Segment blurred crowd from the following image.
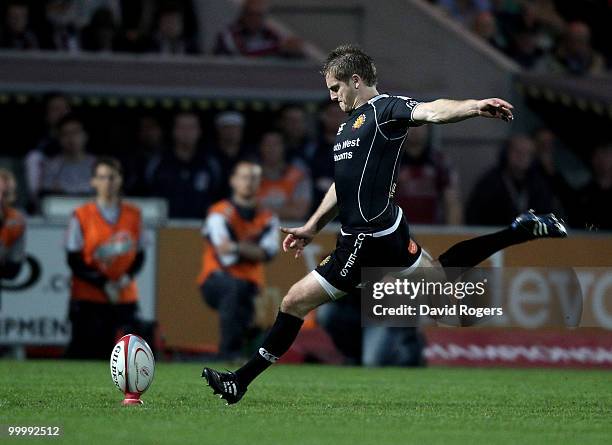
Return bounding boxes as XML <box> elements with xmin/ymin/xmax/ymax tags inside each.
<box><xmin>0</xmin><ymin>0</ymin><xmax>305</xmax><ymax>58</ymax></box>
<box><xmin>4</xmin><ymin>92</ymin><xmax>611</xmax><ymax>231</ymax></box>
<box><xmin>435</xmin><ymin>0</ymin><xmax>612</xmax><ymax>76</ymax></box>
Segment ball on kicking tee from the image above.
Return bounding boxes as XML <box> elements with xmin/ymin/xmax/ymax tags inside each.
<box><xmin>110</xmin><ymin>334</ymin><xmax>155</xmax><ymax>405</ymax></box>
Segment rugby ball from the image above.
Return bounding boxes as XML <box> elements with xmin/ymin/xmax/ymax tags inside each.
<box><xmin>110</xmin><ymin>334</ymin><xmax>155</xmax><ymax>401</ymax></box>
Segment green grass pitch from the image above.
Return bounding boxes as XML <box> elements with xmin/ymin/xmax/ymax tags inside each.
<box><xmin>0</xmin><ymin>360</ymin><xmax>610</xmax><ymax>444</ymax></box>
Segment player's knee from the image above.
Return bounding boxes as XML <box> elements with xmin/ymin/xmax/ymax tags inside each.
<box><xmin>280</xmin><ymin>283</ymin><xmax>309</xmax><ymax>318</ymax></box>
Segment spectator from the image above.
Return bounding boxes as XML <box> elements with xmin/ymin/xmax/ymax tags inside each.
<box><xmin>305</xmin><ymin>102</ymin><xmax>343</xmax><ymax>212</ymax></box>
<box><xmin>115</xmin><ymin>0</ymin><xmax>156</xmax><ymax>53</ymax></box>
<box><xmin>395</xmin><ymin>125</ymin><xmax>462</xmax><ymax>225</ymax></box>
<box><xmin>471</xmin><ymin>11</ymin><xmax>506</xmax><ymax>52</ymax></box>
<box><xmin>121</xmin><ymin>115</ymin><xmax>165</xmax><ymax>196</ymax></box>
<box><xmin>278</xmin><ymin>105</ymin><xmax>316</xmax><ymax>163</ymax></box>
<box><xmin>212</xmin><ymin>111</ymin><xmax>248</xmax><ymax>174</ymax></box>
<box><xmin>24</xmin><ymin>93</ymin><xmax>72</xmax><ymax>213</ymax></box>
<box><xmin>214</xmin><ymin>0</ymin><xmax>304</xmax><ymax>58</ymax></box>
<box><xmin>39</xmin><ymin>0</ymin><xmax>81</xmax><ymax>52</ymax></box>
<box><xmin>147</xmin><ymin>4</ymin><xmax>199</xmax><ymax>55</ymax></box>
<box><xmin>438</xmin><ymin>0</ymin><xmax>491</xmax><ymax>26</ymax></box>
<box><xmin>65</xmin><ymin>157</ymin><xmax>146</xmax><ymax>359</ymax></box>
<box><xmin>536</xmin><ymin>21</ymin><xmax>605</xmax><ymax>76</ymax></box>
<box><xmin>573</xmin><ymin>144</ymin><xmax>612</xmax><ymax>230</ymax></box>
<box><xmin>317</xmin><ymin>294</ymin><xmax>426</xmax><ymax>367</ymax></box>
<box><xmin>198</xmin><ymin>161</ymin><xmax>279</xmax><ymax>360</ymax></box>
<box><xmin>504</xmin><ymin>25</ymin><xmax>544</xmax><ymax>69</ymax></box>
<box><xmin>211</xmin><ymin>111</ymin><xmax>250</xmax><ymax>198</ymax></box>
<box><xmin>148</xmin><ymin>112</ymin><xmax>223</xmax><ymax>219</ymax></box>
<box><xmin>0</xmin><ymin>168</ymin><xmax>26</xmax><ymax>280</ymax></box>
<box><xmin>532</xmin><ymin>127</ymin><xmax>574</xmax><ymax>218</ymax></box>
<box><xmin>0</xmin><ymin>1</ymin><xmax>39</xmax><ymax>50</ymax></box>
<box><xmin>80</xmin><ymin>7</ymin><xmax>117</xmax><ymax>52</ymax></box>
<box><xmin>257</xmin><ymin>131</ymin><xmax>312</xmax><ymax>220</ymax></box>
<box><xmin>41</xmin><ymin>114</ymin><xmax>96</xmax><ymax>197</ymax></box>
<box><xmin>466</xmin><ymin>134</ymin><xmax>557</xmax><ymax>225</ymax></box>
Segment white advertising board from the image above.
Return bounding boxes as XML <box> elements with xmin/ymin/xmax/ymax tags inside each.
<box><xmin>0</xmin><ymin>222</ymin><xmax>157</xmax><ymax>345</ymax></box>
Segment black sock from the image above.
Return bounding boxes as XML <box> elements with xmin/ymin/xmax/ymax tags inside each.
<box><xmin>438</xmin><ymin>228</ymin><xmax>528</xmax><ymax>280</ymax></box>
<box><xmin>235</xmin><ymin>311</ymin><xmax>303</xmax><ymax>387</ymax></box>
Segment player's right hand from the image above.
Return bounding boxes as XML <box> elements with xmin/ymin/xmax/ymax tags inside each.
<box><xmin>280</xmin><ymin>226</ymin><xmax>316</xmax><ymax>259</ymax></box>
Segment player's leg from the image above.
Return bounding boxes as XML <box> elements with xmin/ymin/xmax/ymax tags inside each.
<box><xmin>437</xmin><ymin>210</ymin><xmax>567</xmax><ymax>279</ymax></box>
<box><xmin>202</xmin><ymin>272</ymin><xmax>330</xmax><ymax>404</ymax></box>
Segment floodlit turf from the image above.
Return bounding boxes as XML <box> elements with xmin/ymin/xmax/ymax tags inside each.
<box><xmin>0</xmin><ymin>360</ymin><xmax>610</xmax><ymax>445</ymax></box>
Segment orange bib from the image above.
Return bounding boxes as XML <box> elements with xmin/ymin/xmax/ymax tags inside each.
<box><xmin>198</xmin><ymin>200</ymin><xmax>274</xmax><ymax>288</ymax></box>
<box><xmin>70</xmin><ymin>202</ymin><xmax>141</xmax><ymax>304</ymax></box>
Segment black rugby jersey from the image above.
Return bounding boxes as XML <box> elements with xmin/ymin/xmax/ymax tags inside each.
<box><xmin>333</xmin><ymin>94</ymin><xmax>421</xmax><ymax>232</ymax></box>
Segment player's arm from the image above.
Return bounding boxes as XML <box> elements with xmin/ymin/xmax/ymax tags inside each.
<box><xmin>281</xmin><ymin>182</ymin><xmax>338</xmax><ymax>258</ymax></box>
<box><xmin>411</xmin><ymin>98</ymin><xmax>514</xmax><ymax>124</ymax></box>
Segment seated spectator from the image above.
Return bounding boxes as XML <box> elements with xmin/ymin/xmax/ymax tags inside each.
<box><xmin>198</xmin><ymin>161</ymin><xmax>279</xmax><ymax>360</ymax></box>
<box><xmin>80</xmin><ymin>7</ymin><xmax>117</xmax><ymax>52</ymax></box>
<box><xmin>147</xmin><ymin>4</ymin><xmax>199</xmax><ymax>55</ymax></box>
<box><xmin>573</xmin><ymin>144</ymin><xmax>612</xmax><ymax>230</ymax></box>
<box><xmin>504</xmin><ymin>25</ymin><xmax>544</xmax><ymax>69</ymax></box>
<box><xmin>39</xmin><ymin>0</ymin><xmax>81</xmax><ymax>51</ymax></box>
<box><xmin>532</xmin><ymin>127</ymin><xmax>574</xmax><ymax>218</ymax></box>
<box><xmin>395</xmin><ymin>125</ymin><xmax>462</xmax><ymax>225</ymax></box>
<box><xmin>438</xmin><ymin>0</ymin><xmax>491</xmax><ymax>26</ymax></box>
<box><xmin>214</xmin><ymin>0</ymin><xmax>304</xmax><ymax>58</ymax></box>
<box><xmin>278</xmin><ymin>105</ymin><xmax>316</xmax><ymax>163</ymax></box>
<box><xmin>24</xmin><ymin>93</ymin><xmax>72</xmax><ymax>213</ymax></box>
<box><xmin>305</xmin><ymin>102</ymin><xmax>343</xmax><ymax>212</ymax></box>
<box><xmin>210</xmin><ymin>111</ymin><xmax>251</xmax><ymax>198</ymax></box>
<box><xmin>0</xmin><ymin>1</ymin><xmax>39</xmax><ymax>50</ymax></box>
<box><xmin>0</xmin><ymin>168</ymin><xmax>26</xmax><ymax>281</ymax></box>
<box><xmin>114</xmin><ymin>0</ymin><xmax>156</xmax><ymax>53</ymax></box>
<box><xmin>257</xmin><ymin>131</ymin><xmax>312</xmax><ymax>220</ymax></box>
<box><xmin>316</xmin><ymin>294</ymin><xmax>426</xmax><ymax>367</ymax></box>
<box><xmin>466</xmin><ymin>134</ymin><xmax>557</xmax><ymax>226</ymax></box>
<box><xmin>121</xmin><ymin>115</ymin><xmax>165</xmax><ymax>196</ymax></box>
<box><xmin>148</xmin><ymin>112</ymin><xmax>223</xmax><ymax>219</ymax></box>
<box><xmin>40</xmin><ymin>114</ymin><xmax>96</xmax><ymax>197</ymax></box>
<box><xmin>536</xmin><ymin>21</ymin><xmax>605</xmax><ymax>76</ymax></box>
<box><xmin>212</xmin><ymin>111</ymin><xmax>248</xmax><ymax>173</ymax></box>
<box><xmin>471</xmin><ymin>11</ymin><xmax>506</xmax><ymax>52</ymax></box>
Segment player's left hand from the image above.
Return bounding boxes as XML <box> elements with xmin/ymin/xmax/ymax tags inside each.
<box><xmin>476</xmin><ymin>98</ymin><xmax>514</xmax><ymax>122</ymax></box>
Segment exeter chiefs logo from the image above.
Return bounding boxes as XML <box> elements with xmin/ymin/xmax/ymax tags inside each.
<box><xmin>352</xmin><ymin>114</ymin><xmax>366</xmax><ymax>130</ymax></box>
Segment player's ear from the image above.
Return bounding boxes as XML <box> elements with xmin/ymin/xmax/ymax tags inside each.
<box><xmin>351</xmin><ymin>74</ymin><xmax>360</xmax><ymax>89</ymax></box>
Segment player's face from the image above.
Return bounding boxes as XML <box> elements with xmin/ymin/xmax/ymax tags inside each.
<box><xmin>231</xmin><ymin>164</ymin><xmax>262</xmax><ymax>199</ymax></box>
<box><xmin>326</xmin><ymin>74</ymin><xmax>357</xmax><ymax>113</ymax></box>
<box><xmin>91</xmin><ymin>164</ymin><xmax>122</xmax><ymax>199</ymax></box>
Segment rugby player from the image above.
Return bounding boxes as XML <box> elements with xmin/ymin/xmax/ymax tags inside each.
<box><xmin>203</xmin><ymin>44</ymin><xmax>567</xmax><ymax>404</ymax></box>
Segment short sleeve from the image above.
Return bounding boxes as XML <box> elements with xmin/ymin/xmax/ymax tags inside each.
<box><xmin>389</xmin><ymin>96</ymin><xmax>422</xmax><ymax>124</ymax></box>
<box><xmin>258</xmin><ymin>216</ymin><xmax>280</xmax><ymax>259</ymax></box>
<box><xmin>204</xmin><ymin>212</ymin><xmax>238</xmax><ymax>267</ymax></box>
<box><xmin>65</xmin><ymin>215</ymin><xmax>84</xmax><ymax>252</ymax></box>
